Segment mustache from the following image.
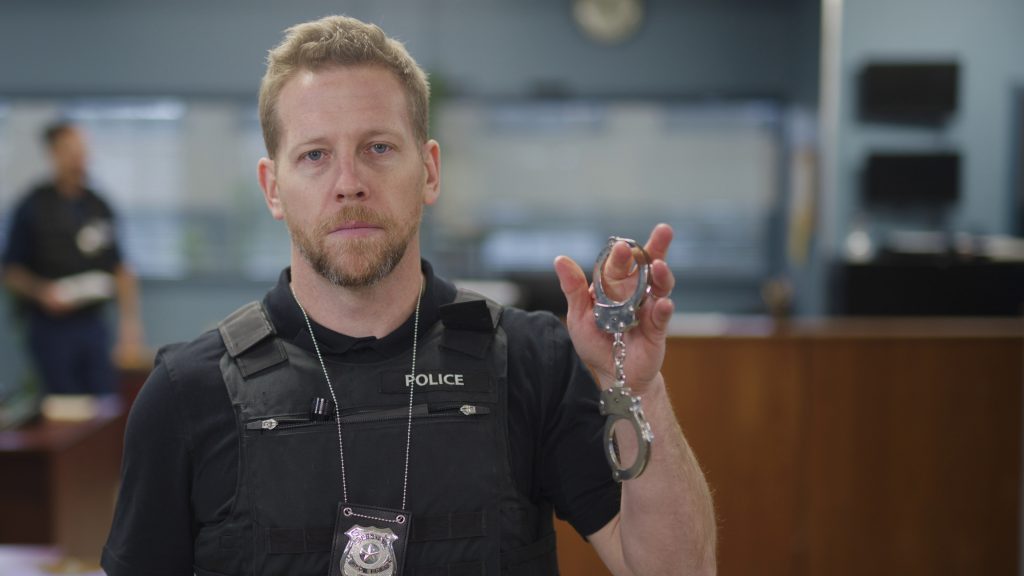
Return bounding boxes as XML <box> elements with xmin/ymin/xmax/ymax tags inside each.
<box><xmin>317</xmin><ymin>206</ymin><xmax>391</xmax><ymax>234</ymax></box>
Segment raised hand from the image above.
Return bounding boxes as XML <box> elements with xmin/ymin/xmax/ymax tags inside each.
<box><xmin>553</xmin><ymin>223</ymin><xmax>676</xmax><ymax>393</ymax></box>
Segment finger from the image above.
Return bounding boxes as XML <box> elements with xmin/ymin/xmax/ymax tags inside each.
<box><xmin>649</xmin><ymin>297</ymin><xmax>675</xmax><ymax>336</ymax></box>
<box><xmin>638</xmin><ymin>295</ymin><xmax>674</xmax><ymax>342</ymax></box>
<box><xmin>643</xmin><ymin>223</ymin><xmax>674</xmax><ymax>262</ymax></box>
<box><xmin>650</xmin><ymin>259</ymin><xmax>675</xmax><ymax>299</ymax></box>
<box><xmin>604</xmin><ymin>240</ymin><xmax>634</xmax><ymax>282</ymax></box>
<box><xmin>554</xmin><ymin>255</ymin><xmax>592</xmax><ymax>321</ymax></box>
<box><xmin>599</xmin><ymin>241</ymin><xmax>640</xmax><ymax>302</ymax></box>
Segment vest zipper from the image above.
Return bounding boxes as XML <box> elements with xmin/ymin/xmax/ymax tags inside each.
<box><xmin>246</xmin><ymin>403</ymin><xmax>490</xmax><ymax>432</ymax></box>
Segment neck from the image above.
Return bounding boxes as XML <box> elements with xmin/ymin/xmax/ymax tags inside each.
<box><xmin>289</xmin><ymin>247</ymin><xmax>424</xmax><ymax>339</ymax></box>
<box><xmin>55</xmin><ymin>174</ymin><xmax>84</xmax><ymax>197</ymax></box>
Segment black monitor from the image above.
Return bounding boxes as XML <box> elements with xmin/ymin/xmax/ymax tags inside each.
<box><xmin>1014</xmin><ymin>87</ymin><xmax>1024</xmax><ymax>235</ymax></box>
<box><xmin>864</xmin><ymin>152</ymin><xmax>960</xmax><ymax>207</ymax></box>
<box><xmin>859</xmin><ymin>61</ymin><xmax>959</xmax><ymax>124</ymax></box>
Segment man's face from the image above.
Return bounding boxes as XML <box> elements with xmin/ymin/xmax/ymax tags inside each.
<box><xmin>50</xmin><ymin>128</ymin><xmax>88</xmax><ymax>182</ymax></box>
<box><xmin>258</xmin><ymin>65</ymin><xmax>440</xmax><ymax>288</ymax></box>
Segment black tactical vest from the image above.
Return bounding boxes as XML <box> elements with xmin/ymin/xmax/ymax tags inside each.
<box><xmin>192</xmin><ymin>291</ymin><xmax>559</xmax><ymax>576</ymax></box>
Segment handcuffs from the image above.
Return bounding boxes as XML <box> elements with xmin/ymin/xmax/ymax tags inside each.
<box><xmin>593</xmin><ymin>236</ymin><xmax>655</xmax><ymax>482</ymax></box>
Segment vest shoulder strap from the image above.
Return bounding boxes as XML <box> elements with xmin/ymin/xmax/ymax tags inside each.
<box><xmin>439</xmin><ymin>288</ymin><xmax>505</xmax><ymax>359</ymax></box>
<box><xmin>441</xmin><ymin>288</ymin><xmax>504</xmax><ymax>332</ymax></box>
<box><xmin>218</xmin><ymin>301</ymin><xmax>287</xmax><ymax>378</ymax></box>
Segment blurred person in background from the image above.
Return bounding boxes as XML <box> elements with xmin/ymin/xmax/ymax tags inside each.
<box><xmin>1</xmin><ymin>121</ymin><xmax>144</xmax><ymax>395</ymax></box>
<box><xmin>103</xmin><ymin>15</ymin><xmax>715</xmax><ymax>576</ymax></box>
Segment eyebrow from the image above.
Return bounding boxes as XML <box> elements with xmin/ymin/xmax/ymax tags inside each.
<box><xmin>286</xmin><ymin>135</ymin><xmax>331</xmax><ymax>155</ymax></box>
<box><xmin>361</xmin><ymin>127</ymin><xmax>407</xmax><ymax>142</ymax></box>
<box><xmin>287</xmin><ymin>127</ymin><xmax>408</xmax><ymax>154</ymax></box>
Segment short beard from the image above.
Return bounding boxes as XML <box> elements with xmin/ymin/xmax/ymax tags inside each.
<box><xmin>289</xmin><ymin>204</ymin><xmax>419</xmax><ymax>289</ymax></box>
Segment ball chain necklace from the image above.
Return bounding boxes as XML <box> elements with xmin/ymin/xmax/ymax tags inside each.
<box><xmin>290</xmin><ymin>277</ymin><xmax>423</xmax><ymax>576</ymax></box>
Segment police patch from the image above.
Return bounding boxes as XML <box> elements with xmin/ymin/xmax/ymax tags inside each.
<box><xmin>379</xmin><ymin>370</ymin><xmax>492</xmax><ymax>394</ymax></box>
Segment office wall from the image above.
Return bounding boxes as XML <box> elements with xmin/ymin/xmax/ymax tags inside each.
<box><xmin>0</xmin><ymin>0</ymin><xmax>815</xmax><ymax>100</ymax></box>
<box><xmin>828</xmin><ymin>0</ymin><xmax>1024</xmax><ymax>253</ymax></box>
<box><xmin>0</xmin><ymin>0</ymin><xmax>822</xmax><ymax>388</ymax></box>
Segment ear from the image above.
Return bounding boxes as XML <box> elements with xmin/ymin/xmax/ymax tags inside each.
<box><xmin>257</xmin><ymin>157</ymin><xmax>285</xmax><ymax>220</ymax></box>
<box><xmin>421</xmin><ymin>139</ymin><xmax>441</xmax><ymax>206</ymax></box>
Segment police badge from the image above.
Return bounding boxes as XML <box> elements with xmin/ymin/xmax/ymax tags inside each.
<box><xmin>329</xmin><ymin>503</ymin><xmax>411</xmax><ymax>576</ymax></box>
<box><xmin>341</xmin><ymin>525</ymin><xmax>398</xmax><ymax>576</ymax></box>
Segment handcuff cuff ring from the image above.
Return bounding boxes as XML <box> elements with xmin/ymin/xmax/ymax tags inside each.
<box><xmin>593</xmin><ymin>237</ymin><xmax>653</xmax><ymax>334</ymax></box>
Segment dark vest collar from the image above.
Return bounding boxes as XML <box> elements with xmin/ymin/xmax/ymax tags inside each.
<box><xmin>263</xmin><ymin>260</ymin><xmax>457</xmax><ymax>363</ymax></box>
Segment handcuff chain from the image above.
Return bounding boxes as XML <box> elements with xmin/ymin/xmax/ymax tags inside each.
<box><xmin>613</xmin><ymin>332</ymin><xmax>627</xmax><ymax>388</ymax></box>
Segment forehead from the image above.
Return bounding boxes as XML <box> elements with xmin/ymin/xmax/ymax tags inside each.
<box><xmin>276</xmin><ymin>65</ymin><xmax>414</xmax><ymax>146</ymax></box>
<box><xmin>52</xmin><ymin>127</ymin><xmax>83</xmax><ymax>145</ymax></box>
<box><xmin>50</xmin><ymin>128</ymin><xmax>85</xmax><ymax>154</ymax></box>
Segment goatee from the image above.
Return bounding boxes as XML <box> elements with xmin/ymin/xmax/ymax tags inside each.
<box><xmin>289</xmin><ymin>204</ymin><xmax>420</xmax><ymax>288</ymax></box>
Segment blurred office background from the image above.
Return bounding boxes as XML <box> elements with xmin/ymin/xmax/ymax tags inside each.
<box><xmin>0</xmin><ymin>0</ymin><xmax>823</xmax><ymax>363</ymax></box>
<box><xmin>0</xmin><ymin>0</ymin><xmax>1022</xmax><ymax>575</ymax></box>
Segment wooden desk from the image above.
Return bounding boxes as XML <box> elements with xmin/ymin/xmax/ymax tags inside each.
<box><xmin>555</xmin><ymin>316</ymin><xmax>1023</xmax><ymax>576</ymax></box>
<box><xmin>0</xmin><ymin>397</ymin><xmax>125</xmax><ymax>563</ymax></box>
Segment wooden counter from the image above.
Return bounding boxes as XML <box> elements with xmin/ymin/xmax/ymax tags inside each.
<box><xmin>556</xmin><ymin>316</ymin><xmax>1023</xmax><ymax>576</ymax></box>
<box><xmin>3</xmin><ymin>317</ymin><xmax>1018</xmax><ymax>574</ymax></box>
<box><xmin>0</xmin><ymin>397</ymin><xmax>125</xmax><ymax>564</ymax></box>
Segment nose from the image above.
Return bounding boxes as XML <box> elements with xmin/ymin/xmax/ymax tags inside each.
<box><xmin>332</xmin><ymin>153</ymin><xmax>367</xmax><ymax>202</ymax></box>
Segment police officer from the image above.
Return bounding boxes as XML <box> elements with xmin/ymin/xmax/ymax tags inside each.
<box><xmin>1</xmin><ymin>122</ymin><xmax>144</xmax><ymax>395</ymax></box>
<box><xmin>103</xmin><ymin>15</ymin><xmax>715</xmax><ymax>576</ymax></box>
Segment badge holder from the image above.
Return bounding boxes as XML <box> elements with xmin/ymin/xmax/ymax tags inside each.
<box><xmin>329</xmin><ymin>503</ymin><xmax>411</xmax><ymax>576</ymax></box>
<box><xmin>593</xmin><ymin>236</ymin><xmax>655</xmax><ymax>482</ymax></box>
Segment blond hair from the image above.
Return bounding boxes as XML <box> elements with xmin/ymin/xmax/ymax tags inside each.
<box><xmin>258</xmin><ymin>15</ymin><xmax>430</xmax><ymax>158</ymax></box>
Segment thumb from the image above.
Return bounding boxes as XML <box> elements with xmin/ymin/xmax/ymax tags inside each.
<box><xmin>554</xmin><ymin>255</ymin><xmax>591</xmax><ymax>320</ymax></box>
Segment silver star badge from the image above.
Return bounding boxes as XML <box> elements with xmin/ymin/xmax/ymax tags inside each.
<box><xmin>341</xmin><ymin>525</ymin><xmax>399</xmax><ymax>576</ymax></box>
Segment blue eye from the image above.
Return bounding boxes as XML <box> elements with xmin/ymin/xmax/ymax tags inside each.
<box><xmin>370</xmin><ymin>143</ymin><xmax>390</xmax><ymax>154</ymax></box>
<box><xmin>304</xmin><ymin>150</ymin><xmax>324</xmax><ymax>162</ymax></box>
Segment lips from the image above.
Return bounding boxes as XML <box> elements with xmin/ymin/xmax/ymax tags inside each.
<box><xmin>333</xmin><ymin>221</ymin><xmax>381</xmax><ymax>232</ymax></box>
<box><xmin>319</xmin><ymin>207</ymin><xmax>391</xmax><ymax>238</ymax></box>
<box><xmin>326</xmin><ymin>219</ymin><xmax>387</xmax><ymax>240</ymax></box>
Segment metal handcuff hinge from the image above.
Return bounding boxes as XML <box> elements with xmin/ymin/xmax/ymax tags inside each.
<box><xmin>593</xmin><ymin>236</ymin><xmax>655</xmax><ymax>482</ymax></box>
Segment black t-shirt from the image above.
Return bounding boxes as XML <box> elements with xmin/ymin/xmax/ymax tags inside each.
<box><xmin>2</xmin><ymin>182</ymin><xmax>122</xmax><ymax>314</ymax></box>
<box><xmin>102</xmin><ymin>262</ymin><xmax>620</xmax><ymax>575</ymax></box>
<box><xmin>2</xmin><ymin>182</ymin><xmax>121</xmax><ymax>275</ymax></box>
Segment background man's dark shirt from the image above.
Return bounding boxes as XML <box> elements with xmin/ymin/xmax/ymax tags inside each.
<box><xmin>2</xmin><ymin>182</ymin><xmax>121</xmax><ymax>315</ymax></box>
